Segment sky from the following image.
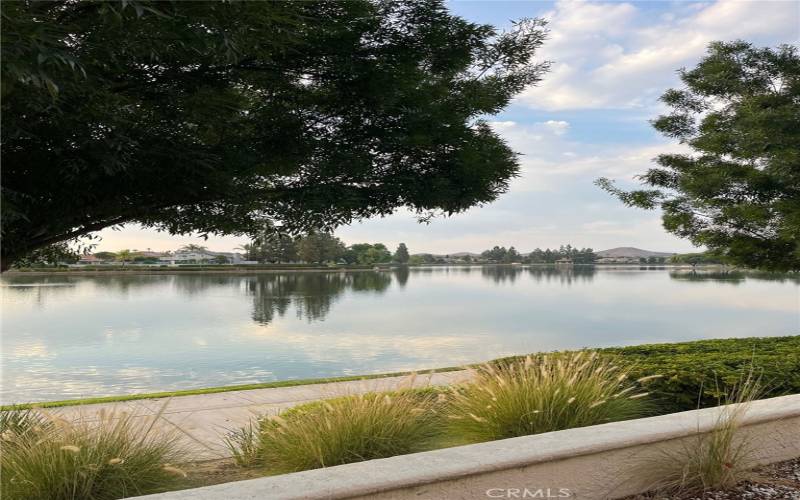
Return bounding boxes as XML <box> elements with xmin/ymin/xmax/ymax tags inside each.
<box><xmin>93</xmin><ymin>0</ymin><xmax>800</xmax><ymax>255</ymax></box>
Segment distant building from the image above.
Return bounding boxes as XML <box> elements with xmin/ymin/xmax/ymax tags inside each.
<box><xmin>77</xmin><ymin>254</ymin><xmax>102</xmax><ymax>265</ymax></box>
<box><xmin>554</xmin><ymin>257</ymin><xmax>573</xmax><ymax>265</ymax></box>
<box><xmin>136</xmin><ymin>251</ymin><xmax>167</xmax><ymax>259</ymax></box>
<box><xmin>159</xmin><ymin>249</ymin><xmax>244</xmax><ymax>265</ymax></box>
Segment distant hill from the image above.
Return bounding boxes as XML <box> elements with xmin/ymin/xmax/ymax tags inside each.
<box><xmin>596</xmin><ymin>247</ymin><xmax>676</xmax><ymax>258</ymax></box>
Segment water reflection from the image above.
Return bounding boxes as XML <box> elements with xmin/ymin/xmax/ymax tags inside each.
<box><xmin>246</xmin><ymin>272</ymin><xmax>392</xmax><ymax>325</ymax></box>
<box><xmin>669</xmin><ymin>269</ymin><xmax>800</xmax><ymax>284</ymax></box>
<box><xmin>2</xmin><ymin>266</ymin><xmax>797</xmax><ymax>404</ymax></box>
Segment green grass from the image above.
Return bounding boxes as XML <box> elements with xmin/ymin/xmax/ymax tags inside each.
<box><xmin>446</xmin><ymin>352</ymin><xmax>652</xmax><ymax>444</ymax></box>
<box><xmin>1</xmin><ymin>368</ymin><xmax>464</xmax><ymax>411</ymax></box>
<box><xmin>0</xmin><ymin>403</ymin><xmax>186</xmax><ymax>500</ymax></box>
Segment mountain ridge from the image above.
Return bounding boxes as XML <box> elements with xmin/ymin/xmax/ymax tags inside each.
<box><xmin>412</xmin><ymin>247</ymin><xmax>677</xmax><ymax>258</ymax></box>
<box><xmin>595</xmin><ymin>247</ymin><xmax>676</xmax><ymax>258</ymax></box>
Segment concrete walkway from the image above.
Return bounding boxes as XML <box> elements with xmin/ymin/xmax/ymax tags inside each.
<box><xmin>52</xmin><ymin>371</ymin><xmax>472</xmax><ymax>460</ymax></box>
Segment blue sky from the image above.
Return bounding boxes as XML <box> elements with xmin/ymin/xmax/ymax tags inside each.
<box><xmin>95</xmin><ymin>0</ymin><xmax>799</xmax><ymax>254</ymax></box>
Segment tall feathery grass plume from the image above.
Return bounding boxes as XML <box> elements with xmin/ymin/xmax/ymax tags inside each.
<box><xmin>634</xmin><ymin>372</ymin><xmax>764</xmax><ymax>496</ymax></box>
<box><xmin>1</xmin><ymin>402</ymin><xmax>187</xmax><ymax>500</ymax></box>
<box><xmin>445</xmin><ymin>351</ymin><xmax>654</xmax><ymax>443</ymax></box>
<box><xmin>226</xmin><ymin>384</ymin><xmax>444</xmax><ymax>474</ymax></box>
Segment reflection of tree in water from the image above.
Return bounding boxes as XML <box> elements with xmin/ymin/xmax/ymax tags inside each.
<box><xmin>481</xmin><ymin>265</ymin><xmax>521</xmax><ymax>283</ymax></box>
<box><xmin>247</xmin><ymin>271</ymin><xmax>392</xmax><ymax>325</ymax></box>
<box><xmin>669</xmin><ymin>270</ymin><xmax>799</xmax><ymax>285</ymax></box>
<box><xmin>1</xmin><ymin>274</ymin><xmax>175</xmax><ymax>305</ymax></box>
<box><xmin>480</xmin><ymin>265</ymin><xmax>596</xmax><ymax>285</ymax></box>
<box><xmin>172</xmin><ymin>275</ymin><xmax>241</xmax><ymax>295</ymax></box>
<box><xmin>527</xmin><ymin>265</ymin><xmax>595</xmax><ymax>285</ymax></box>
<box><xmin>393</xmin><ymin>267</ymin><xmax>410</xmax><ymax>288</ymax></box>
<box><xmin>351</xmin><ymin>271</ymin><xmax>392</xmax><ymax>292</ymax></box>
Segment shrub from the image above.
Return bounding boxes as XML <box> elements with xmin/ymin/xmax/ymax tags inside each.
<box><xmin>447</xmin><ymin>352</ymin><xmax>651</xmax><ymax>443</ymax></box>
<box><xmin>227</xmin><ymin>388</ymin><xmax>442</xmax><ymax>474</ymax></box>
<box><xmin>1</xmin><ymin>406</ymin><xmax>186</xmax><ymax>500</ymax></box>
<box><xmin>601</xmin><ymin>336</ymin><xmax>800</xmax><ymax>413</ymax></box>
<box><xmin>495</xmin><ymin>336</ymin><xmax>800</xmax><ymax>413</ymax></box>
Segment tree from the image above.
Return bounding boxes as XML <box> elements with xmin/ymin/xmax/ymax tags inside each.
<box><xmin>1</xmin><ymin>1</ymin><xmax>549</xmax><ymax>270</ymax></box>
<box><xmin>481</xmin><ymin>246</ymin><xmax>508</xmax><ymax>262</ymax></box>
<box><xmin>10</xmin><ymin>242</ymin><xmax>80</xmax><ymax>268</ymax></box>
<box><xmin>244</xmin><ymin>231</ymin><xmax>297</xmax><ymax>263</ymax></box>
<box><xmin>296</xmin><ymin>233</ymin><xmax>345</xmax><ymax>264</ymax></box>
<box><xmin>393</xmin><ymin>243</ymin><xmax>410</xmax><ymax>264</ymax></box>
<box><xmin>505</xmin><ymin>246</ymin><xmax>521</xmax><ymax>263</ymax></box>
<box><xmin>235</xmin><ymin>244</ymin><xmax>256</xmax><ymax>261</ymax></box>
<box><xmin>93</xmin><ymin>251</ymin><xmax>117</xmax><ymax>261</ymax></box>
<box><xmin>361</xmin><ymin>244</ymin><xmax>392</xmax><ymax>265</ymax></box>
<box><xmin>598</xmin><ymin>42</ymin><xmax>800</xmax><ymax>271</ymax></box>
<box><xmin>179</xmin><ymin>244</ymin><xmax>208</xmax><ymax>253</ymax></box>
<box><xmin>671</xmin><ymin>251</ymin><xmax>726</xmax><ymax>267</ymax></box>
<box><xmin>212</xmin><ymin>255</ymin><xmax>229</xmax><ymax>265</ymax></box>
<box><xmin>116</xmin><ymin>249</ymin><xmax>133</xmax><ymax>266</ymax></box>
<box><xmin>412</xmin><ymin>253</ymin><xmax>437</xmax><ymax>265</ymax></box>
<box><xmin>346</xmin><ymin>243</ymin><xmax>392</xmax><ymax>265</ymax></box>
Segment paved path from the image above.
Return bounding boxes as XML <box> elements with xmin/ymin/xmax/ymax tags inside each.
<box><xmin>52</xmin><ymin>371</ymin><xmax>472</xmax><ymax>460</ymax></box>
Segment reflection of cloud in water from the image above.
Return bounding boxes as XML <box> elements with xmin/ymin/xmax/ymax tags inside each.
<box><xmin>2</xmin><ymin>267</ymin><xmax>797</xmax><ymax>404</ymax></box>
<box><xmin>236</xmin><ymin>325</ymin><xmax>492</xmax><ymax>371</ymax></box>
<box><xmin>9</xmin><ymin>341</ymin><xmax>53</xmax><ymax>359</ymax></box>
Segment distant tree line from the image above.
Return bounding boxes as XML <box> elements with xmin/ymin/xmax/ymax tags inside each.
<box><xmin>240</xmin><ymin>232</ymin><xmax>410</xmax><ymax>265</ymax></box>
<box><xmin>637</xmin><ymin>256</ymin><xmax>667</xmax><ymax>264</ymax></box>
<box><xmin>669</xmin><ymin>251</ymin><xmax>727</xmax><ymax>267</ymax></box>
<box><xmin>480</xmin><ymin>245</ymin><xmax>597</xmax><ymax>264</ymax></box>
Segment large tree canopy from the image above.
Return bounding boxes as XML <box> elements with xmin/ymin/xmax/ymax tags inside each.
<box><xmin>599</xmin><ymin>42</ymin><xmax>800</xmax><ymax>271</ymax></box>
<box><xmin>1</xmin><ymin>0</ymin><xmax>548</xmax><ymax>269</ymax></box>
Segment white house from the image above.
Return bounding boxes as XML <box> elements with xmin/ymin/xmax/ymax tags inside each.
<box><xmin>159</xmin><ymin>249</ymin><xmax>245</xmax><ymax>265</ymax></box>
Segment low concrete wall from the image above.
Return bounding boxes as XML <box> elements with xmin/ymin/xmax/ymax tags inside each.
<box><xmin>137</xmin><ymin>394</ymin><xmax>800</xmax><ymax>500</ymax></box>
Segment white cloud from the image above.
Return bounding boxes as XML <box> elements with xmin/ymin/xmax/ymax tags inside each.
<box><xmin>521</xmin><ymin>0</ymin><xmax>799</xmax><ymax>110</ymax></box>
<box><xmin>542</xmin><ymin>120</ymin><xmax>570</xmax><ymax>135</ymax></box>
<box><xmin>488</xmin><ymin>120</ymin><xmax>690</xmax><ymax>192</ymax></box>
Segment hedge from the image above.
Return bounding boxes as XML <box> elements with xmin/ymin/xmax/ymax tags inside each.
<box><xmin>497</xmin><ymin>336</ymin><xmax>800</xmax><ymax>414</ymax></box>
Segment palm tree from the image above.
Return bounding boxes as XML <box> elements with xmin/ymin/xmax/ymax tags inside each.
<box><xmin>235</xmin><ymin>243</ymin><xmax>255</xmax><ymax>261</ymax></box>
<box><xmin>116</xmin><ymin>249</ymin><xmax>133</xmax><ymax>267</ymax></box>
<box><xmin>179</xmin><ymin>244</ymin><xmax>208</xmax><ymax>253</ymax></box>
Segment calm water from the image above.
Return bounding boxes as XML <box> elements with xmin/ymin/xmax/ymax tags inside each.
<box><xmin>2</xmin><ymin>267</ymin><xmax>798</xmax><ymax>404</ymax></box>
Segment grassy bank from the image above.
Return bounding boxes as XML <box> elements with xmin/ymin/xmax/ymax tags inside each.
<box><xmin>0</xmin><ymin>368</ymin><xmax>464</xmax><ymax>411</ymax></box>
<box><xmin>4</xmin><ymin>336</ymin><xmax>798</xmax><ymax>412</ymax></box>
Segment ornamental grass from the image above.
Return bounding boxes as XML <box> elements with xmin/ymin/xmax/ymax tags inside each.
<box><xmin>445</xmin><ymin>351</ymin><xmax>653</xmax><ymax>443</ymax></box>
<box><xmin>226</xmin><ymin>387</ymin><xmax>443</xmax><ymax>474</ymax></box>
<box><xmin>638</xmin><ymin>373</ymin><xmax>763</xmax><ymax>495</ymax></box>
<box><xmin>1</xmin><ymin>404</ymin><xmax>186</xmax><ymax>500</ymax></box>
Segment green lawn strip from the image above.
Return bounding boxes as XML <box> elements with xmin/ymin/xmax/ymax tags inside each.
<box><xmin>4</xmin><ymin>335</ymin><xmax>798</xmax><ymax>412</ymax></box>
<box><xmin>1</xmin><ymin>367</ymin><xmax>465</xmax><ymax>411</ymax></box>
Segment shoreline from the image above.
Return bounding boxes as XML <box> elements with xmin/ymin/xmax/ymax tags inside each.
<box><xmin>2</xmin><ymin>263</ymin><xmax>726</xmax><ymax>277</ymax></box>
<box><xmin>4</xmin><ymin>334</ymin><xmax>797</xmax><ymax>411</ymax></box>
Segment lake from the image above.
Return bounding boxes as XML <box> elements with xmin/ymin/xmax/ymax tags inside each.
<box><xmin>2</xmin><ymin>267</ymin><xmax>798</xmax><ymax>404</ymax></box>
